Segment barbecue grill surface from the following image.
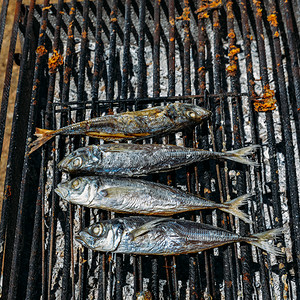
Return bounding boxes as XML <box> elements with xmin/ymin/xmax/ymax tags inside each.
<box><xmin>0</xmin><ymin>0</ymin><xmax>300</xmax><ymax>299</ymax></box>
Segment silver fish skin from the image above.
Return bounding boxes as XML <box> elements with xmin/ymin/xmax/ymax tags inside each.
<box><xmin>28</xmin><ymin>103</ymin><xmax>211</xmax><ymax>155</ymax></box>
<box><xmin>55</xmin><ymin>176</ymin><xmax>251</xmax><ymax>222</ymax></box>
<box><xmin>75</xmin><ymin>216</ymin><xmax>284</xmax><ymax>256</ymax></box>
<box><xmin>57</xmin><ymin>144</ymin><xmax>259</xmax><ymax>175</ymax></box>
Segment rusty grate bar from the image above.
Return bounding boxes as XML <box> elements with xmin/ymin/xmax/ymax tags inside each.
<box><xmin>0</xmin><ymin>0</ymin><xmax>10</xmax><ymax>54</ymax></box>
<box><xmin>0</xmin><ymin>0</ymin><xmax>22</xmax><ymax>160</ymax></box>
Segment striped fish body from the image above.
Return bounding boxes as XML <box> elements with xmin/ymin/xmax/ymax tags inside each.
<box><xmin>58</xmin><ymin>143</ymin><xmax>259</xmax><ymax>175</ymax></box>
<box><xmin>76</xmin><ymin>217</ymin><xmax>247</xmax><ymax>255</ymax></box>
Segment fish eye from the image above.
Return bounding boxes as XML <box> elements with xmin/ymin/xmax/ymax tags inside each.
<box><xmin>92</xmin><ymin>224</ymin><xmax>103</xmax><ymax>236</ymax></box>
<box><xmin>72</xmin><ymin>157</ymin><xmax>82</xmax><ymax>168</ymax></box>
<box><xmin>187</xmin><ymin>111</ymin><xmax>196</xmax><ymax>118</ymax></box>
<box><xmin>71</xmin><ymin>178</ymin><xmax>81</xmax><ymax>189</ymax></box>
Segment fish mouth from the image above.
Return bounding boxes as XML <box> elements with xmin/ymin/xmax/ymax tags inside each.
<box><xmin>54</xmin><ymin>185</ymin><xmax>69</xmax><ymax>199</ymax></box>
<box><xmin>75</xmin><ymin>232</ymin><xmax>94</xmax><ymax>249</ymax></box>
<box><xmin>57</xmin><ymin>158</ymin><xmax>69</xmax><ymax>171</ymax></box>
<box><xmin>75</xmin><ymin>234</ymin><xmax>89</xmax><ymax>248</ymax></box>
<box><xmin>75</xmin><ymin>234</ymin><xmax>85</xmax><ymax>244</ymax></box>
<box><xmin>195</xmin><ymin>107</ymin><xmax>212</xmax><ymax>121</ymax></box>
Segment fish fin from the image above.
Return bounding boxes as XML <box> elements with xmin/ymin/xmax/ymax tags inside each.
<box><xmin>224</xmin><ymin>145</ymin><xmax>260</xmax><ymax>166</ymax></box>
<box><xmin>129</xmin><ymin>218</ymin><xmax>172</xmax><ymax>240</ymax></box>
<box><xmin>27</xmin><ymin>128</ymin><xmax>56</xmax><ymax>155</ymax></box>
<box><xmin>247</xmin><ymin>228</ymin><xmax>285</xmax><ymax>256</ymax></box>
<box><xmin>220</xmin><ymin>194</ymin><xmax>253</xmax><ymax>224</ymax></box>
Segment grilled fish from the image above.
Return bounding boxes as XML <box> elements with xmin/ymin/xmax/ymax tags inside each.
<box><xmin>55</xmin><ymin>176</ymin><xmax>252</xmax><ymax>223</ymax></box>
<box><xmin>28</xmin><ymin>103</ymin><xmax>211</xmax><ymax>154</ymax></box>
<box><xmin>58</xmin><ymin>144</ymin><xmax>259</xmax><ymax>175</ymax></box>
<box><xmin>75</xmin><ymin>216</ymin><xmax>284</xmax><ymax>256</ymax></box>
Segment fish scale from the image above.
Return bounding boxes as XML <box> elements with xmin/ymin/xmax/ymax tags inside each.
<box><xmin>76</xmin><ymin>216</ymin><xmax>283</xmax><ymax>256</ymax></box>
<box><xmin>58</xmin><ymin>143</ymin><xmax>259</xmax><ymax>176</ymax></box>
<box><xmin>55</xmin><ymin>176</ymin><xmax>252</xmax><ymax>222</ymax></box>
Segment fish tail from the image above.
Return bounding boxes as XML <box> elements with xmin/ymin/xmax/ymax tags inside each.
<box><xmin>220</xmin><ymin>194</ymin><xmax>253</xmax><ymax>224</ymax></box>
<box><xmin>129</xmin><ymin>218</ymin><xmax>172</xmax><ymax>240</ymax></box>
<box><xmin>247</xmin><ymin>228</ymin><xmax>285</xmax><ymax>256</ymax></box>
<box><xmin>223</xmin><ymin>145</ymin><xmax>260</xmax><ymax>166</ymax></box>
<box><xmin>27</xmin><ymin>128</ymin><xmax>57</xmax><ymax>155</ymax></box>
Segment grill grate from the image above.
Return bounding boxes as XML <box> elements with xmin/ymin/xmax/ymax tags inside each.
<box><xmin>0</xmin><ymin>0</ymin><xmax>300</xmax><ymax>299</ymax></box>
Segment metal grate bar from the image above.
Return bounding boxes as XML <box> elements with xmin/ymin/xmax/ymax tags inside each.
<box><xmin>267</xmin><ymin>1</ymin><xmax>300</xmax><ymax>296</ymax></box>
<box><xmin>0</xmin><ymin>0</ymin><xmax>22</xmax><ymax>161</ymax></box>
<box><xmin>0</xmin><ymin>0</ymin><xmax>10</xmax><ymax>54</ymax></box>
<box><xmin>3</xmin><ymin>0</ymin><xmax>37</xmax><ymax>298</ymax></box>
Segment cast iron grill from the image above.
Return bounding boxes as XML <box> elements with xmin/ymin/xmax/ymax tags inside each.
<box><xmin>0</xmin><ymin>0</ymin><xmax>300</xmax><ymax>299</ymax></box>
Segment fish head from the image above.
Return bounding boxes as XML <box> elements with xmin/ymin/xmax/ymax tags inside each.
<box><xmin>76</xmin><ymin>221</ymin><xmax>124</xmax><ymax>252</ymax></box>
<box><xmin>55</xmin><ymin>177</ymin><xmax>100</xmax><ymax>206</ymax></box>
<box><xmin>57</xmin><ymin>145</ymin><xmax>102</xmax><ymax>173</ymax></box>
<box><xmin>166</xmin><ymin>103</ymin><xmax>211</xmax><ymax>124</ymax></box>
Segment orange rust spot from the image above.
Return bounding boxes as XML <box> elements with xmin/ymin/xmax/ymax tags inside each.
<box><xmin>111</xmin><ymin>17</ymin><xmax>117</xmax><ymax>22</ymax></box>
<box><xmin>170</xmin><ymin>37</ymin><xmax>175</xmax><ymax>42</ymax></box>
<box><xmin>198</xmin><ymin>12</ymin><xmax>209</xmax><ymax>19</ymax></box>
<box><xmin>200</xmin><ymin>82</ymin><xmax>206</xmax><ymax>90</ymax></box>
<box><xmin>100</xmin><ymin>85</ymin><xmax>106</xmax><ymax>92</ymax></box>
<box><xmin>226</xmin><ymin>64</ymin><xmax>237</xmax><ymax>76</ymax></box>
<box><xmin>226</xmin><ymin>0</ymin><xmax>234</xmax><ymax>19</ymax></box>
<box><xmin>169</xmin><ymin>17</ymin><xmax>175</xmax><ymax>26</ymax></box>
<box><xmin>256</xmin><ymin>8</ymin><xmax>262</xmax><ymax>16</ymax></box>
<box><xmin>247</xmin><ymin>62</ymin><xmax>253</xmax><ymax>73</ymax></box>
<box><xmin>253</xmin><ymin>85</ymin><xmax>277</xmax><ymax>112</ymax></box>
<box><xmin>42</xmin><ymin>5</ymin><xmax>52</xmax><ymax>11</ymax></box>
<box><xmin>215</xmin><ymin>54</ymin><xmax>220</xmax><ymax>58</ymax></box>
<box><xmin>64</xmin><ymin>66</ymin><xmax>72</xmax><ymax>84</ymax></box>
<box><xmin>225</xmin><ymin>280</ymin><xmax>232</xmax><ymax>288</ymax></box>
<box><xmin>48</xmin><ymin>49</ymin><xmax>64</xmax><ymax>74</ymax></box>
<box><xmin>198</xmin><ymin>66</ymin><xmax>205</xmax><ymax>73</ymax></box>
<box><xmin>59</xmin><ymin>11</ymin><xmax>65</xmax><ymax>15</ymax></box>
<box><xmin>68</xmin><ymin>20</ymin><xmax>74</xmax><ymax>30</ymax></box>
<box><xmin>82</xmin><ymin>30</ymin><xmax>87</xmax><ymax>39</ymax></box>
<box><xmin>36</xmin><ymin>45</ymin><xmax>48</xmax><ymax>56</ymax></box>
<box><xmin>228</xmin><ymin>29</ymin><xmax>235</xmax><ymax>39</ymax></box>
<box><xmin>213</xmin><ymin>21</ymin><xmax>220</xmax><ymax>28</ymax></box>
<box><xmin>196</xmin><ymin>0</ymin><xmax>222</xmax><ymax>14</ymax></box>
<box><xmin>6</xmin><ymin>186</ymin><xmax>11</xmax><ymax>197</ymax></box>
<box><xmin>107</xmin><ymin>108</ymin><xmax>114</xmax><ymax>115</ymax></box>
<box><xmin>242</xmin><ymin>272</ymin><xmax>251</xmax><ymax>283</ymax></box>
<box><xmin>267</xmin><ymin>13</ymin><xmax>278</xmax><ymax>27</ymax></box>
<box><xmin>228</xmin><ymin>45</ymin><xmax>240</xmax><ymax>58</ymax></box>
<box><xmin>253</xmin><ymin>0</ymin><xmax>262</xmax><ymax>16</ymax></box>
<box><xmin>39</xmin><ymin>33</ymin><xmax>44</xmax><ymax>38</ymax></box>
<box><xmin>176</xmin><ymin>7</ymin><xmax>190</xmax><ymax>21</ymax></box>
<box><xmin>204</xmin><ymin>188</ymin><xmax>211</xmax><ymax>194</ymax></box>
<box><xmin>70</xmin><ymin>7</ymin><xmax>76</xmax><ymax>15</ymax></box>
<box><xmin>274</xmin><ymin>31</ymin><xmax>279</xmax><ymax>37</ymax></box>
